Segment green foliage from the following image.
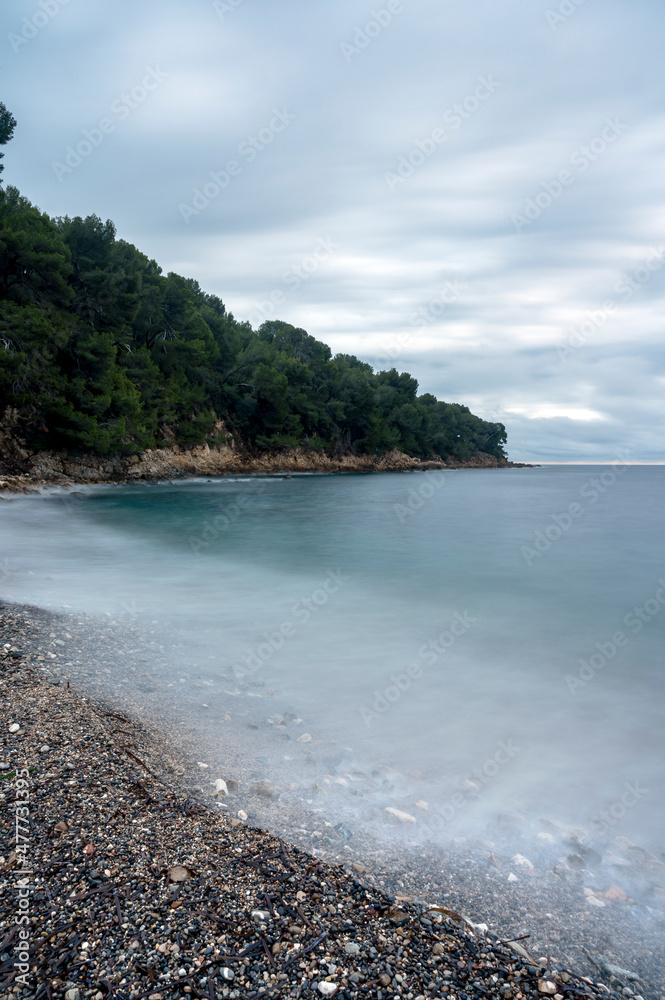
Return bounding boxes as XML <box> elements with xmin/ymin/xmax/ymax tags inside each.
<box><xmin>0</xmin><ymin>103</ymin><xmax>17</xmax><ymax>180</ymax></box>
<box><xmin>0</xmin><ymin>186</ymin><xmax>507</xmax><ymax>462</ymax></box>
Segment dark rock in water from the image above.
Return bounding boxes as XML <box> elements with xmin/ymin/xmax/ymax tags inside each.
<box><xmin>251</xmin><ymin>780</ymin><xmax>275</xmax><ymax>797</ymax></box>
<box><xmin>334</xmin><ymin>822</ymin><xmax>353</xmax><ymax>843</ymax></box>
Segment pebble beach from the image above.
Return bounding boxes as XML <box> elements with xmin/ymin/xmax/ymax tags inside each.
<box><xmin>1</xmin><ymin>602</ymin><xmax>664</xmax><ymax>1000</ymax></box>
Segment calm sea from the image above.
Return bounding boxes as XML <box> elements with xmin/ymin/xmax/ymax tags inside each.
<box><xmin>2</xmin><ymin>465</ymin><xmax>664</xmax><ymax>846</ymax></box>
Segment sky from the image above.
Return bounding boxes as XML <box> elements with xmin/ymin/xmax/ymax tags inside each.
<box><xmin>1</xmin><ymin>0</ymin><xmax>664</xmax><ymax>463</ymax></box>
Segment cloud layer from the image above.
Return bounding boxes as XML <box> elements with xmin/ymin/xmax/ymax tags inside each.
<box><xmin>2</xmin><ymin>0</ymin><xmax>664</xmax><ymax>461</ymax></box>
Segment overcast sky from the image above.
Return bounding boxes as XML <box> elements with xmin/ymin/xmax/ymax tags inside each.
<box><xmin>2</xmin><ymin>0</ymin><xmax>664</xmax><ymax>462</ymax></box>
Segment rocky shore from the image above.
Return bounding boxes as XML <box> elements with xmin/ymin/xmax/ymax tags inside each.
<box><xmin>1</xmin><ymin>603</ymin><xmax>660</xmax><ymax>1000</ymax></box>
<box><xmin>0</xmin><ymin>444</ymin><xmax>531</xmax><ymax>495</ymax></box>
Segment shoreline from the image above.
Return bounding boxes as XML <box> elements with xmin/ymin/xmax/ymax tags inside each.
<box><xmin>1</xmin><ymin>601</ymin><xmax>659</xmax><ymax>1000</ymax></box>
<box><xmin>0</xmin><ymin>445</ymin><xmax>533</xmax><ymax>495</ymax></box>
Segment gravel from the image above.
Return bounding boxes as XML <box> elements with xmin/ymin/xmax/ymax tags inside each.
<box><xmin>1</xmin><ymin>602</ymin><xmax>661</xmax><ymax>1000</ymax></box>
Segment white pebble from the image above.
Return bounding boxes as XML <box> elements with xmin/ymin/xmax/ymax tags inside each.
<box><xmin>385</xmin><ymin>806</ymin><xmax>416</xmax><ymax>824</ymax></box>
<box><xmin>9</xmin><ymin>723</ymin><xmax>20</xmax><ymax>733</ymax></box>
<box><xmin>511</xmin><ymin>853</ymin><xmax>534</xmax><ymax>870</ymax></box>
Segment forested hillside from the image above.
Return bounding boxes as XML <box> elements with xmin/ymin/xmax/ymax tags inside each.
<box><xmin>0</xmin><ymin>180</ymin><xmax>507</xmax><ymax>462</ymax></box>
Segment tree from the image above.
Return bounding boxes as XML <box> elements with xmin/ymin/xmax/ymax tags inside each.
<box><xmin>0</xmin><ymin>103</ymin><xmax>17</xmax><ymax>180</ymax></box>
<box><xmin>0</xmin><ymin>183</ymin><xmax>509</xmax><ymax>462</ymax></box>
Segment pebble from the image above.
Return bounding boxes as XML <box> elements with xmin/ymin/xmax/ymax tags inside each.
<box><xmin>385</xmin><ymin>806</ymin><xmax>416</xmax><ymax>824</ymax></box>
<box><xmin>251</xmin><ymin>780</ymin><xmax>275</xmax><ymax>797</ymax></box>
<box><xmin>8</xmin><ymin>722</ymin><xmax>20</xmax><ymax>733</ymax></box>
<box><xmin>0</xmin><ymin>604</ymin><xmax>646</xmax><ymax>1000</ymax></box>
<box><xmin>212</xmin><ymin>777</ymin><xmax>228</xmax><ymax>796</ymax></box>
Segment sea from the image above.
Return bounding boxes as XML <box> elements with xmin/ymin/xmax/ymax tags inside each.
<box><xmin>1</xmin><ymin>464</ymin><xmax>664</xmax><ymax>853</ymax></box>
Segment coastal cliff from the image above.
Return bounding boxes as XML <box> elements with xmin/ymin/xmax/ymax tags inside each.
<box><xmin>0</xmin><ymin>440</ymin><xmax>529</xmax><ymax>493</ymax></box>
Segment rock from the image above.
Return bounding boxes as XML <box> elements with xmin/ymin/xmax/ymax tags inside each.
<box><xmin>597</xmin><ymin>957</ymin><xmax>640</xmax><ymax>981</ymax></box>
<box><xmin>318</xmin><ymin>984</ymin><xmax>337</xmax><ymax>997</ymax></box>
<box><xmin>537</xmin><ymin>832</ymin><xmax>555</xmax><ymax>844</ymax></box>
<box><xmin>167</xmin><ymin>865</ymin><xmax>190</xmax><ymax>883</ymax></box>
<box><xmin>251</xmin><ymin>909</ymin><xmax>271</xmax><ymax>923</ymax></box>
<box><xmin>538</xmin><ymin>982</ymin><xmax>557</xmax><ymax>995</ymax></box>
<box><xmin>384</xmin><ymin>806</ymin><xmax>416</xmax><ymax>824</ymax></box>
<box><xmin>344</xmin><ymin>942</ymin><xmax>360</xmax><ymax>955</ymax></box>
<box><xmin>237</xmin><ymin>809</ymin><xmax>248</xmax><ymax>820</ymax></box>
<box><xmin>601</xmin><ymin>885</ymin><xmax>628</xmax><ymax>902</ymax></box>
<box><xmin>432</xmin><ymin>942</ymin><xmax>445</xmax><ymax>955</ymax></box>
<box><xmin>220</xmin><ymin>968</ymin><xmax>234</xmax><ymax>981</ymax></box>
<box><xmin>508</xmin><ymin>872</ymin><xmax>519</xmax><ymax>882</ymax></box>
<box><xmin>511</xmin><ymin>853</ymin><xmax>534</xmax><ymax>870</ymax></box>
<box><xmin>251</xmin><ymin>781</ymin><xmax>275</xmax><ymax>797</ymax></box>
<box><xmin>65</xmin><ymin>990</ymin><xmax>81</xmax><ymax>1000</ymax></box>
<box><xmin>388</xmin><ymin>905</ymin><xmax>410</xmax><ymax>926</ymax></box>
<box><xmin>415</xmin><ymin>800</ymin><xmax>429</xmax><ymax>810</ymax></box>
<box><xmin>297</xmin><ymin>733</ymin><xmax>312</xmax><ymax>743</ymax></box>
<box><xmin>9</xmin><ymin>723</ymin><xmax>20</xmax><ymax>733</ymax></box>
<box><xmin>212</xmin><ymin>778</ymin><xmax>228</xmax><ymax>797</ymax></box>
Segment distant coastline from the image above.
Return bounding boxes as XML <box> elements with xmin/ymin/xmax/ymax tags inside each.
<box><xmin>0</xmin><ymin>443</ymin><xmax>533</xmax><ymax>494</ymax></box>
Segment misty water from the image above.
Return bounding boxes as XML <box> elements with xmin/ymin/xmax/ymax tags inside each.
<box><xmin>2</xmin><ymin>465</ymin><xmax>664</xmax><ymax>853</ymax></box>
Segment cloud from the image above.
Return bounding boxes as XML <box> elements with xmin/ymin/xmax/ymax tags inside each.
<box><xmin>1</xmin><ymin>0</ymin><xmax>664</xmax><ymax>460</ymax></box>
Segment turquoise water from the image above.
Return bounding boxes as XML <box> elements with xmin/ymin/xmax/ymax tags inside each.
<box><xmin>2</xmin><ymin>465</ymin><xmax>664</xmax><ymax>843</ymax></box>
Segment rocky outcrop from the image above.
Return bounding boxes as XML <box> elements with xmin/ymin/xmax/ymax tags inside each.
<box><xmin>0</xmin><ymin>437</ymin><xmax>531</xmax><ymax>493</ymax></box>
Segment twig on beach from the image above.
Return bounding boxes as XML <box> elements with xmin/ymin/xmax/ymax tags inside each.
<box><xmin>295</xmin><ymin>903</ymin><xmax>314</xmax><ymax>931</ymax></box>
<box><xmin>260</xmin><ymin>932</ymin><xmax>276</xmax><ymax>967</ymax></box>
<box><xmin>283</xmin><ymin>930</ymin><xmax>327</xmax><ymax>969</ymax></box>
<box><xmin>113</xmin><ymin>887</ymin><xmax>123</xmax><ymax>924</ymax></box>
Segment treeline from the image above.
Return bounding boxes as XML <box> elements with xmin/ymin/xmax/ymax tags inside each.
<box><xmin>0</xmin><ymin>185</ymin><xmax>507</xmax><ymax>461</ymax></box>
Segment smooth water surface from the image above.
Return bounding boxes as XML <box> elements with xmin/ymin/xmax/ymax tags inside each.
<box><xmin>2</xmin><ymin>465</ymin><xmax>664</xmax><ymax>844</ymax></box>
